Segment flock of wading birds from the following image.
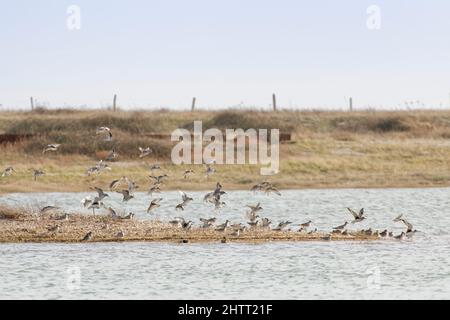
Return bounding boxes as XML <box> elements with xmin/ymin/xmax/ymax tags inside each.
<box><xmin>1</xmin><ymin>126</ymin><xmax>417</xmax><ymax>242</ymax></box>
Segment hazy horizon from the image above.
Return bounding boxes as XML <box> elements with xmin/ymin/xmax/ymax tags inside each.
<box><xmin>2</xmin><ymin>0</ymin><xmax>450</xmax><ymax>110</ymax></box>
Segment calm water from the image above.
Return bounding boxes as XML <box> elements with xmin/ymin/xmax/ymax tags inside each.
<box><xmin>0</xmin><ymin>188</ymin><xmax>449</xmax><ymax>299</ymax></box>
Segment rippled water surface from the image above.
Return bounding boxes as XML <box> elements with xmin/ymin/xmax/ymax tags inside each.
<box><xmin>1</xmin><ymin>188</ymin><xmax>449</xmax><ymax>299</ymax></box>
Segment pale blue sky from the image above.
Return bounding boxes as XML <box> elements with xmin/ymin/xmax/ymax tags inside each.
<box><xmin>1</xmin><ymin>0</ymin><xmax>450</xmax><ymax>110</ymax></box>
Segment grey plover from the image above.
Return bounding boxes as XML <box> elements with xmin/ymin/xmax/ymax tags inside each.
<box><xmin>148</xmin><ymin>184</ymin><xmax>162</xmax><ymax>196</ymax></box>
<box><xmin>120</xmin><ymin>212</ymin><xmax>135</xmax><ymax>220</ymax></box>
<box><xmin>204</xmin><ymin>182</ymin><xmax>226</xmax><ymax>204</ymax></box>
<box><xmin>321</xmin><ymin>234</ymin><xmax>331</xmax><ymax>241</ymax></box>
<box><xmin>40</xmin><ymin>206</ymin><xmax>60</xmax><ymax>214</ymax></box>
<box><xmin>82</xmin><ymin>231</ymin><xmax>93</xmax><ymax>242</ymax></box>
<box><xmin>406</xmin><ymin>230</ymin><xmax>417</xmax><ymax>238</ymax></box>
<box><xmin>183</xmin><ymin>169</ymin><xmax>195</xmax><ymax>179</ymax></box>
<box><xmin>1</xmin><ymin>166</ymin><xmax>15</xmax><ymax>177</ymax></box>
<box><xmin>107</xmin><ymin>207</ymin><xmax>118</xmax><ymax>219</ymax></box>
<box><xmin>55</xmin><ymin>213</ymin><xmax>69</xmax><ymax>221</ymax></box>
<box><xmin>139</xmin><ymin>147</ymin><xmax>152</xmax><ymax>158</ymax></box>
<box><xmin>86</xmin><ymin>166</ymin><xmax>100</xmax><ymax>176</ymax></box>
<box><xmin>333</xmin><ymin>221</ymin><xmax>348</xmax><ymax>231</ymax></box>
<box><xmin>250</xmin><ymin>182</ymin><xmax>264</xmax><ymax>193</ymax></box>
<box><xmin>169</xmin><ymin>217</ymin><xmax>185</xmax><ymax>228</ymax></box>
<box><xmin>116</xmin><ymin>230</ymin><xmax>125</xmax><ymax>238</ymax></box>
<box><xmin>230</xmin><ymin>223</ymin><xmax>245</xmax><ymax>231</ymax></box>
<box><xmin>246</xmin><ymin>211</ymin><xmax>259</xmax><ymax>223</ymax></box>
<box><xmin>87</xmin><ymin>199</ymin><xmax>102</xmax><ymax>215</ymax></box>
<box><xmin>200</xmin><ymin>217</ymin><xmax>216</xmax><ymax>228</ymax></box>
<box><xmin>147</xmin><ymin>198</ymin><xmax>162</xmax><ymax>213</ymax></box>
<box><xmin>215</xmin><ymin>220</ymin><xmax>230</xmax><ymax>232</ymax></box>
<box><xmin>247</xmin><ymin>220</ymin><xmax>259</xmax><ymax>228</ymax></box>
<box><xmin>250</xmin><ymin>181</ymin><xmax>271</xmax><ymax>193</ymax></box>
<box><xmin>91</xmin><ymin>186</ymin><xmax>109</xmax><ymax>201</ymax></box>
<box><xmin>149</xmin><ymin>174</ymin><xmax>169</xmax><ymax>184</ymax></box>
<box><xmin>394</xmin><ymin>232</ymin><xmax>405</xmax><ymax>240</ymax></box>
<box><xmin>400</xmin><ymin>218</ymin><xmax>414</xmax><ymax>233</ymax></box>
<box><xmin>230</xmin><ymin>229</ymin><xmax>240</xmax><ymax>237</ymax></box>
<box><xmin>124</xmin><ymin>177</ymin><xmax>139</xmax><ymax>192</ymax></box>
<box><xmin>182</xmin><ymin>220</ymin><xmax>193</xmax><ymax>230</ymax></box>
<box><xmin>150</xmin><ymin>164</ymin><xmax>161</xmax><ymax>173</ymax></box>
<box><xmin>347</xmin><ymin>207</ymin><xmax>366</xmax><ymax>224</ymax></box>
<box><xmin>264</xmin><ymin>185</ymin><xmax>281</xmax><ymax>196</ymax></box>
<box><xmin>81</xmin><ymin>196</ymin><xmax>93</xmax><ymax>208</ymax></box>
<box><xmin>247</xmin><ymin>203</ymin><xmax>263</xmax><ymax>214</ymax></box>
<box><xmin>213</xmin><ymin>197</ymin><xmax>226</xmax><ymax>211</ymax></box>
<box><xmin>261</xmin><ymin>217</ymin><xmax>272</xmax><ymax>228</ymax></box>
<box><xmin>86</xmin><ymin>160</ymin><xmax>110</xmax><ymax>176</ymax></box>
<box><xmin>300</xmin><ymin>220</ymin><xmax>312</xmax><ymax>228</ymax></box>
<box><xmin>47</xmin><ymin>225</ymin><xmax>60</xmax><ymax>233</ymax></box>
<box><xmin>273</xmin><ymin>221</ymin><xmax>292</xmax><ymax>231</ymax></box>
<box><xmin>42</xmin><ymin>144</ymin><xmax>61</xmax><ymax>154</ymax></box>
<box><xmin>400</xmin><ymin>218</ymin><xmax>417</xmax><ymax>238</ymax></box>
<box><xmin>96</xmin><ymin>127</ymin><xmax>112</xmax><ymax>141</ymax></box>
<box><xmin>176</xmin><ymin>191</ymin><xmax>193</xmax><ymax>211</ymax></box>
<box><xmin>109</xmin><ymin>177</ymin><xmax>126</xmax><ymax>190</ymax></box>
<box><xmin>118</xmin><ymin>190</ymin><xmax>134</xmax><ymax>202</ymax></box>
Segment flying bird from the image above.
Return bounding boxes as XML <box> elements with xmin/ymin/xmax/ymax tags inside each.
<box><xmin>1</xmin><ymin>167</ymin><xmax>15</xmax><ymax>177</ymax></box>
<box><xmin>147</xmin><ymin>198</ymin><xmax>162</xmax><ymax>213</ymax></box>
<box><xmin>148</xmin><ymin>184</ymin><xmax>162</xmax><ymax>196</ymax></box>
<box><xmin>149</xmin><ymin>174</ymin><xmax>169</xmax><ymax>184</ymax></box>
<box><xmin>347</xmin><ymin>207</ymin><xmax>366</xmax><ymax>224</ymax></box>
<box><xmin>139</xmin><ymin>147</ymin><xmax>152</xmax><ymax>158</ymax></box>
<box><xmin>118</xmin><ymin>190</ymin><xmax>134</xmax><ymax>202</ymax></box>
<box><xmin>42</xmin><ymin>144</ymin><xmax>61</xmax><ymax>154</ymax></box>
<box><xmin>183</xmin><ymin>169</ymin><xmax>195</xmax><ymax>179</ymax></box>
<box><xmin>96</xmin><ymin>127</ymin><xmax>112</xmax><ymax>141</ymax></box>
<box><xmin>333</xmin><ymin>221</ymin><xmax>348</xmax><ymax>231</ymax></box>
<box><xmin>91</xmin><ymin>186</ymin><xmax>109</xmax><ymax>201</ymax></box>
<box><xmin>176</xmin><ymin>191</ymin><xmax>193</xmax><ymax>211</ymax></box>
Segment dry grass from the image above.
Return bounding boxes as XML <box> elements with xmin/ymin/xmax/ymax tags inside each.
<box><xmin>0</xmin><ymin>205</ymin><xmax>380</xmax><ymax>243</ymax></box>
<box><xmin>1</xmin><ymin>109</ymin><xmax>450</xmax><ymax>192</ymax></box>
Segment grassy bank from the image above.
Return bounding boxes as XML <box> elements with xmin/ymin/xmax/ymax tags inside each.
<box><xmin>0</xmin><ymin>205</ymin><xmax>380</xmax><ymax>243</ymax></box>
<box><xmin>1</xmin><ymin>109</ymin><xmax>450</xmax><ymax>193</ymax></box>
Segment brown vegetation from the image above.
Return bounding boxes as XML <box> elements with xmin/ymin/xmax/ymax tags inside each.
<box><xmin>1</xmin><ymin>109</ymin><xmax>450</xmax><ymax>192</ymax></box>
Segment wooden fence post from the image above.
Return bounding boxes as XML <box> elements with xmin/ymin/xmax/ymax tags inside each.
<box><xmin>272</xmin><ymin>93</ymin><xmax>277</xmax><ymax>111</ymax></box>
<box><xmin>191</xmin><ymin>97</ymin><xmax>196</xmax><ymax>111</ymax></box>
<box><xmin>113</xmin><ymin>94</ymin><xmax>117</xmax><ymax>112</ymax></box>
<box><xmin>30</xmin><ymin>97</ymin><xmax>34</xmax><ymax>111</ymax></box>
<box><xmin>349</xmin><ymin>97</ymin><xmax>353</xmax><ymax>111</ymax></box>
